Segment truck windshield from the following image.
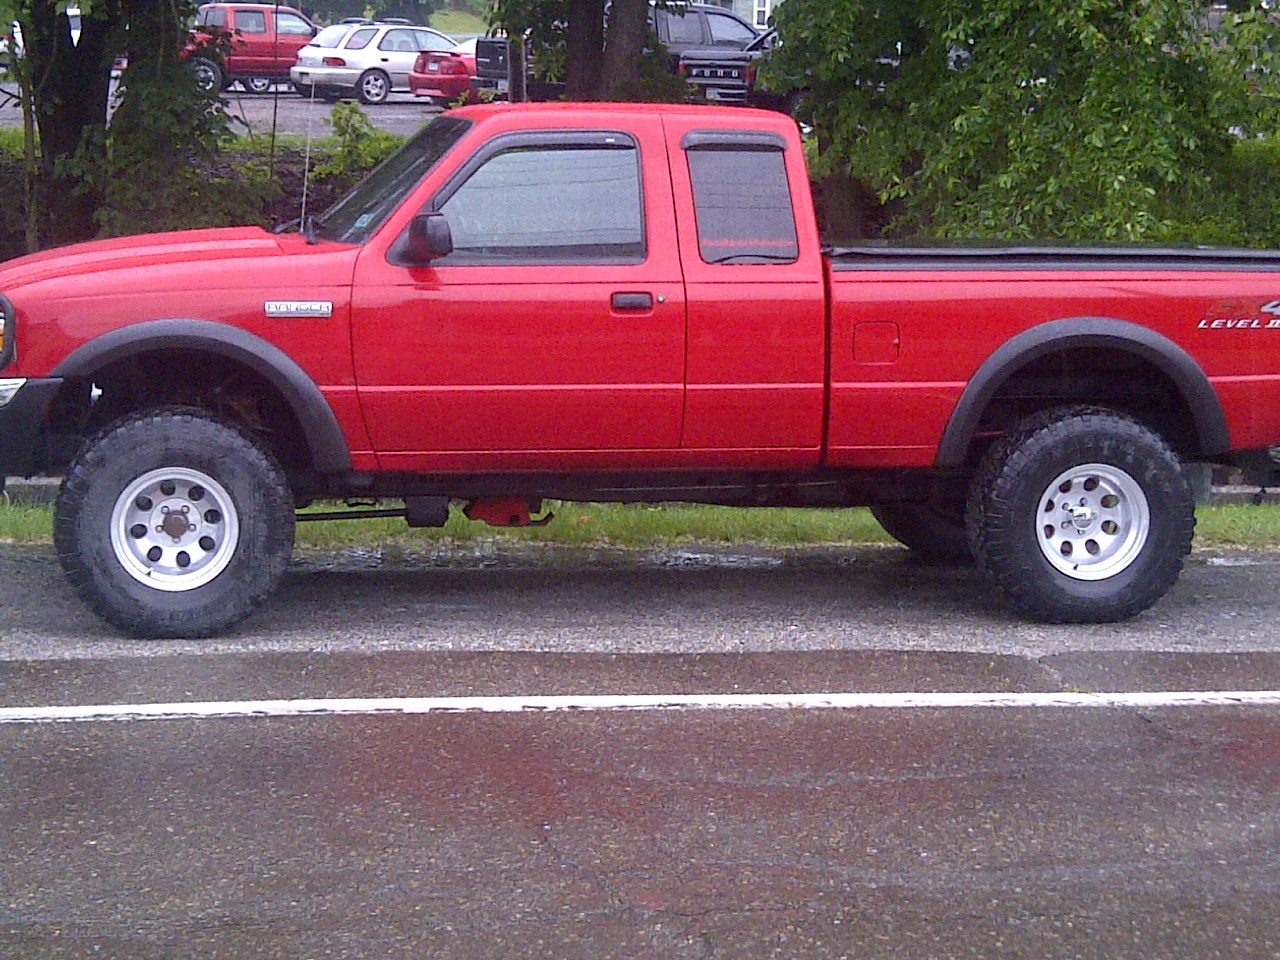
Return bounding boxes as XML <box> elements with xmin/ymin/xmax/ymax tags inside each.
<box><xmin>312</xmin><ymin>116</ymin><xmax>472</xmax><ymax>245</ymax></box>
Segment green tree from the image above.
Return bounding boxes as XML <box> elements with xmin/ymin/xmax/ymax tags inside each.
<box><xmin>768</xmin><ymin>0</ymin><xmax>1280</xmax><ymax>243</ymax></box>
<box><xmin>5</xmin><ymin>0</ymin><xmax>244</xmax><ymax>249</ymax></box>
<box><xmin>7</xmin><ymin>0</ymin><xmax>123</xmax><ymax>244</ymax></box>
<box><xmin>304</xmin><ymin>0</ymin><xmax>441</xmax><ymax>25</ymax></box>
<box><xmin>77</xmin><ymin>0</ymin><xmax>248</xmax><ymax>237</ymax></box>
<box><xmin>488</xmin><ymin>0</ymin><xmax>686</xmax><ymax>101</ymax></box>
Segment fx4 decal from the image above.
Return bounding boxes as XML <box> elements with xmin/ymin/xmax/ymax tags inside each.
<box><xmin>1197</xmin><ymin>300</ymin><xmax>1280</xmax><ymax>330</ymax></box>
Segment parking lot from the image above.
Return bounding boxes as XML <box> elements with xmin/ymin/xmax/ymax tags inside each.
<box><xmin>0</xmin><ymin>79</ymin><xmax>440</xmax><ymax>138</ymax></box>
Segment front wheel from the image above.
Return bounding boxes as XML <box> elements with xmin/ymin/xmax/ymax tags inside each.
<box><xmin>241</xmin><ymin>76</ymin><xmax>273</xmax><ymax>94</ymax></box>
<box><xmin>54</xmin><ymin>408</ymin><xmax>296</xmax><ymax>638</ymax></box>
<box><xmin>966</xmin><ymin>406</ymin><xmax>1194</xmax><ymax>623</ymax></box>
<box><xmin>356</xmin><ymin>69</ymin><xmax>390</xmax><ymax>104</ymax></box>
<box><xmin>189</xmin><ymin>57</ymin><xmax>224</xmax><ymax>94</ymax></box>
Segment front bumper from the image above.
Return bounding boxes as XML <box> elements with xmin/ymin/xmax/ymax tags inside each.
<box><xmin>0</xmin><ymin>377</ymin><xmax>62</xmax><ymax>477</ymax></box>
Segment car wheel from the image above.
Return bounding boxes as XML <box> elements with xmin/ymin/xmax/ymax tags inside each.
<box><xmin>189</xmin><ymin>57</ymin><xmax>224</xmax><ymax>94</ymax></box>
<box><xmin>870</xmin><ymin>499</ymin><xmax>972</xmax><ymax>565</ymax></box>
<box><xmin>356</xmin><ymin>69</ymin><xmax>390</xmax><ymax>104</ymax></box>
<box><xmin>966</xmin><ymin>406</ymin><xmax>1194</xmax><ymax>623</ymax></box>
<box><xmin>54</xmin><ymin>407</ymin><xmax>296</xmax><ymax>639</ymax></box>
<box><xmin>242</xmin><ymin>76</ymin><xmax>273</xmax><ymax>94</ymax></box>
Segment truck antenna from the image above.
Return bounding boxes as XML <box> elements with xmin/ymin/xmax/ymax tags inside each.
<box><xmin>300</xmin><ymin>83</ymin><xmax>316</xmax><ymax>242</ymax></box>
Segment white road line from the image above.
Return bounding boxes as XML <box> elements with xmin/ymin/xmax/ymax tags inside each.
<box><xmin>2</xmin><ymin>690</ymin><xmax>1280</xmax><ymax>725</ymax></box>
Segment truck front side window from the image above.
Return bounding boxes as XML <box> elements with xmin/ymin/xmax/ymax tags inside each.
<box><xmin>436</xmin><ymin>144</ymin><xmax>644</xmax><ymax>263</ymax></box>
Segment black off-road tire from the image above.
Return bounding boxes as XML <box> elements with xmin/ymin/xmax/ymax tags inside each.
<box><xmin>966</xmin><ymin>406</ymin><xmax>1194</xmax><ymax>623</ymax></box>
<box><xmin>870</xmin><ymin>501</ymin><xmax>973</xmax><ymax>565</ymax></box>
<box><xmin>54</xmin><ymin>407</ymin><xmax>296</xmax><ymax>639</ymax></box>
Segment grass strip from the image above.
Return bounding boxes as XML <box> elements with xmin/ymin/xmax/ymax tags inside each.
<box><xmin>4</xmin><ymin>500</ymin><xmax>1280</xmax><ymax>550</ymax></box>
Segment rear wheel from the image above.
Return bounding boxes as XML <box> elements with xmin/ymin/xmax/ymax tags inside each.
<box><xmin>241</xmin><ymin>76</ymin><xmax>273</xmax><ymax>94</ymax></box>
<box><xmin>966</xmin><ymin>406</ymin><xmax>1194</xmax><ymax>623</ymax></box>
<box><xmin>357</xmin><ymin>68</ymin><xmax>390</xmax><ymax>104</ymax></box>
<box><xmin>54</xmin><ymin>407</ymin><xmax>295</xmax><ymax>638</ymax></box>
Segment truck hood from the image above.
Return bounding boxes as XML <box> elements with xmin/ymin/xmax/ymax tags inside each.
<box><xmin>0</xmin><ymin>227</ymin><xmax>326</xmax><ymax>292</ymax></box>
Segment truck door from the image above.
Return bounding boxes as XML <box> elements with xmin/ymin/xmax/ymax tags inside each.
<box><xmin>666</xmin><ymin>123</ymin><xmax>827</xmax><ymax>468</ymax></box>
<box><xmin>227</xmin><ymin>7</ymin><xmax>271</xmax><ymax>73</ymax></box>
<box><xmin>350</xmin><ymin>121</ymin><xmax>687</xmax><ymax>472</ymax></box>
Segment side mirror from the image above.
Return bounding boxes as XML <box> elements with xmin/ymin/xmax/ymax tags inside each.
<box><xmin>406</xmin><ymin>212</ymin><xmax>453</xmax><ymax>263</ymax></box>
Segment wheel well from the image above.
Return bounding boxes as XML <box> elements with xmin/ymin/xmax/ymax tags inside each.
<box><xmin>46</xmin><ymin>348</ymin><xmax>312</xmax><ymax>477</ymax></box>
<box><xmin>963</xmin><ymin>346</ymin><xmax>1201</xmax><ymax>463</ymax></box>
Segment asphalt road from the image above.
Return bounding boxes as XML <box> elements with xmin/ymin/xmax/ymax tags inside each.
<box><xmin>0</xmin><ymin>80</ymin><xmax>442</xmax><ymax>138</ymax></box>
<box><xmin>2</xmin><ymin>541</ymin><xmax>1280</xmax><ymax>958</ymax></box>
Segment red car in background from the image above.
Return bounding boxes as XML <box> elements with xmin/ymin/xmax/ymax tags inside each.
<box><xmin>409</xmin><ymin>36</ymin><xmax>476</xmax><ymax>106</ymax></box>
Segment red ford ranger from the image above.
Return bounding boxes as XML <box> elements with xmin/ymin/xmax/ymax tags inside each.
<box><xmin>2</xmin><ymin>102</ymin><xmax>1278</xmax><ymax>637</ymax></box>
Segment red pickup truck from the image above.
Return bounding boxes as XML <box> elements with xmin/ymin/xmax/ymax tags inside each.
<box><xmin>187</xmin><ymin>2</ymin><xmax>318</xmax><ymax>94</ymax></box>
<box><xmin>2</xmin><ymin>102</ymin><xmax>1278</xmax><ymax>637</ymax></box>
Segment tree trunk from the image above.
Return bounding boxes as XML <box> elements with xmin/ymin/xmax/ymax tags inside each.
<box><xmin>507</xmin><ymin>36</ymin><xmax>528</xmax><ymax>102</ymax></box>
<box><xmin>564</xmin><ymin>0</ymin><xmax>605</xmax><ymax>100</ymax></box>
<box><xmin>21</xmin><ymin>0</ymin><xmax>118</xmax><ymax>245</ymax></box>
<box><xmin>598</xmin><ymin>0</ymin><xmax>647</xmax><ymax>100</ymax></box>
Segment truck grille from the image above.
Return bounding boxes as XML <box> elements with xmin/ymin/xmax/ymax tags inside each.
<box><xmin>689</xmin><ymin>66</ymin><xmax>743</xmax><ymax>80</ymax></box>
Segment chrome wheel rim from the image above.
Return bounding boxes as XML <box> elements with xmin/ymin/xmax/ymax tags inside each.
<box><xmin>193</xmin><ymin>64</ymin><xmax>217</xmax><ymax>92</ymax></box>
<box><xmin>1036</xmin><ymin>463</ymin><xmax>1149</xmax><ymax>581</ymax></box>
<box><xmin>110</xmin><ymin>468</ymin><xmax>240</xmax><ymax>592</ymax></box>
<box><xmin>361</xmin><ymin>73</ymin><xmax>387</xmax><ymax>102</ymax></box>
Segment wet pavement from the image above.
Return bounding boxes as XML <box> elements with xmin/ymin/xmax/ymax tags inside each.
<box><xmin>2</xmin><ymin>542</ymin><xmax>1280</xmax><ymax>957</ymax></box>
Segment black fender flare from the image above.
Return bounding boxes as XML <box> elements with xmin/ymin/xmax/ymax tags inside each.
<box><xmin>936</xmin><ymin>317</ymin><xmax>1230</xmax><ymax>468</ymax></box>
<box><xmin>51</xmin><ymin>319</ymin><xmax>353</xmax><ymax>473</ymax></box>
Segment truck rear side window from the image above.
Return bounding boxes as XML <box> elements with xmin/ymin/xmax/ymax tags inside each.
<box><xmin>436</xmin><ymin>143</ymin><xmax>644</xmax><ymax>263</ymax></box>
<box><xmin>685</xmin><ymin>134</ymin><xmax>798</xmax><ymax>265</ymax></box>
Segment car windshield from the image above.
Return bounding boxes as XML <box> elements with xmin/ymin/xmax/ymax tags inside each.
<box><xmin>313</xmin><ymin>116</ymin><xmax>472</xmax><ymax>244</ymax></box>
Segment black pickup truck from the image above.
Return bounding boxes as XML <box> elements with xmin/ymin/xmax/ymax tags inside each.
<box><xmin>677</xmin><ymin>29</ymin><xmax>804</xmax><ymax>112</ymax></box>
